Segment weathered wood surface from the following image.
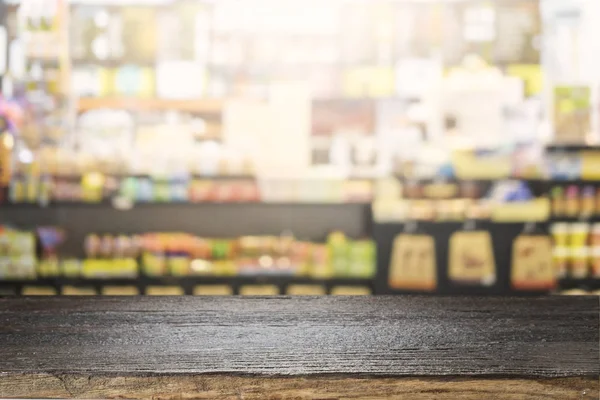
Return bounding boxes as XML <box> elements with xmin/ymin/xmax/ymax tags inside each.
<box><xmin>2</xmin><ymin>374</ymin><xmax>598</xmax><ymax>399</ymax></box>
<box><xmin>0</xmin><ymin>296</ymin><xmax>598</xmax><ymax>399</ymax></box>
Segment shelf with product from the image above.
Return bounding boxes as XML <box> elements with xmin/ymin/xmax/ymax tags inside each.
<box><xmin>547</xmin><ymin>176</ymin><xmax>600</xmax><ymax>293</ymax></box>
<box><xmin>0</xmin><ymin>228</ymin><xmax>376</xmax><ymax>296</ymax></box>
<box><xmin>550</xmin><ymin>221</ymin><xmax>600</xmax><ymax>284</ymax></box>
<box><xmin>5</xmin><ymin>0</ymin><xmax>595</xmax><ymax>301</ymax></box>
<box><xmin>373</xmin><ymin>220</ymin><xmax>554</xmax><ymax>297</ymax></box>
<box><xmin>397</xmin><ymin>176</ymin><xmax>548</xmax><ymax>186</ymax></box>
<box><xmin>372</xmin><ymin>166</ymin><xmax>562</xmax><ymax>295</ymax></box>
<box><xmin>546</xmin><ymin>144</ymin><xmax>600</xmax><ymax>153</ymax></box>
<box><xmin>0</xmin><ymin>276</ymin><xmax>375</xmax><ymax>296</ymax></box>
<box><xmin>371</xmin><ymin>172</ymin><xmax>600</xmax><ymax>296</ymax></box>
<box><xmin>373</xmin><ymin>175</ymin><xmax>550</xmax><ymax>224</ymax></box>
<box><xmin>548</xmin><ymin>180</ymin><xmax>600</xmax><ymax>221</ymax></box>
<box><xmin>3</xmin><ymin>173</ymin><xmax>373</xmax><ymax>206</ymax></box>
<box><xmin>546</xmin><ymin>145</ymin><xmax>600</xmax><ymax>183</ymax></box>
<box><xmin>557</xmin><ymin>278</ymin><xmax>600</xmax><ymax>294</ymax></box>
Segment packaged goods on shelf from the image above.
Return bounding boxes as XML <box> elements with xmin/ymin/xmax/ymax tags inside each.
<box><xmin>60</xmin><ymin>259</ymin><xmax>82</xmax><ymax>278</ymax></box>
<box><xmin>551</xmin><ymin>223</ymin><xmax>569</xmax><ymax>278</ymax></box>
<box><xmin>83</xmin><ymin>234</ymin><xmax>140</xmax><ymax>279</ymax></box>
<box><xmin>0</xmin><ymin>224</ymin><xmax>66</xmax><ymax>280</ymax></box>
<box><xmin>550</xmin><ymin>182</ymin><xmax>600</xmax><ymax>220</ymax></box>
<box><xmin>546</xmin><ymin>153</ymin><xmax>582</xmax><ymax>181</ymax></box>
<box><xmin>491</xmin><ymin>198</ymin><xmax>550</xmax><ymax>223</ymax></box>
<box><xmin>551</xmin><ymin>222</ymin><xmax>600</xmax><ymax>280</ymax></box>
<box><xmin>546</xmin><ymin>149</ymin><xmax>600</xmax><ymax>182</ymax></box>
<box><xmin>79</xmin><ymin>232</ymin><xmax>376</xmax><ymax>280</ymax></box>
<box><xmin>36</xmin><ymin>226</ymin><xmax>66</xmax><ymax>277</ymax></box>
<box><xmin>82</xmin><ymin>258</ymin><xmax>138</xmax><ymax>279</ymax></box>
<box><xmin>0</xmin><ymin>226</ymin><xmax>37</xmax><ymax>280</ymax></box>
<box><xmin>373</xmin><ymin>178</ymin><xmax>546</xmax><ymax>223</ymax></box>
<box><xmin>4</xmin><ymin>173</ymin><xmax>372</xmax><ymax>205</ymax></box>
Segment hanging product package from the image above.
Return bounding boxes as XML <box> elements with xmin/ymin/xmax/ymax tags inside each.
<box><xmin>511</xmin><ymin>234</ymin><xmax>555</xmax><ymax>291</ymax></box>
<box><xmin>448</xmin><ymin>230</ymin><xmax>496</xmax><ymax>286</ymax></box>
<box><xmin>389</xmin><ymin>233</ymin><xmax>436</xmax><ymax>291</ymax></box>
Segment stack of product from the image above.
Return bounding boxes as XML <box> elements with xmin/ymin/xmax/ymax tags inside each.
<box><xmin>0</xmin><ymin>228</ymin><xmax>375</xmax><ymax>282</ymax></box>
<box><xmin>0</xmin><ymin>225</ymin><xmax>68</xmax><ymax>280</ymax></box>
<box><xmin>551</xmin><ymin>223</ymin><xmax>600</xmax><ymax>279</ymax></box>
<box><xmin>373</xmin><ymin>178</ymin><xmax>544</xmax><ymax>223</ymax></box>
<box><xmin>0</xmin><ymin>226</ymin><xmax>37</xmax><ymax>280</ymax></box>
<box><xmin>550</xmin><ymin>184</ymin><xmax>600</xmax><ymax>219</ymax></box>
<box><xmin>546</xmin><ymin>149</ymin><xmax>600</xmax><ymax>182</ymax></box>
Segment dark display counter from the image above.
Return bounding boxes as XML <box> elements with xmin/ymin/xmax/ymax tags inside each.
<box><xmin>0</xmin><ymin>296</ymin><xmax>598</xmax><ymax>398</ymax></box>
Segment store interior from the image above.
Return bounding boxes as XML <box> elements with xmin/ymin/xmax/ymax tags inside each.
<box><xmin>0</xmin><ymin>0</ymin><xmax>599</xmax><ymax>296</ymax></box>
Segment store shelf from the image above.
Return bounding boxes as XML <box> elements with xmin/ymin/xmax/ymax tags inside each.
<box><xmin>47</xmin><ymin>174</ymin><xmax>256</xmax><ymax>180</ymax></box>
<box><xmin>558</xmin><ymin>278</ymin><xmax>600</xmax><ymax>291</ymax></box>
<box><xmin>0</xmin><ymin>276</ymin><xmax>375</xmax><ymax>295</ymax></box>
<box><xmin>372</xmin><ymin>220</ymin><xmax>552</xmax><ymax>296</ymax></box>
<box><xmin>398</xmin><ymin>177</ymin><xmax>547</xmax><ymax>184</ymax></box>
<box><xmin>1</xmin><ymin>201</ymin><xmax>371</xmax><ymax>208</ymax></box>
<box><xmin>395</xmin><ymin>177</ymin><xmax>549</xmax><ymax>199</ymax></box>
<box><xmin>547</xmin><ymin>179</ymin><xmax>600</xmax><ymax>185</ymax></box>
<box><xmin>546</xmin><ymin>144</ymin><xmax>600</xmax><ymax>153</ymax></box>
<box><xmin>77</xmin><ymin>97</ymin><xmax>223</xmax><ymax>113</ymax></box>
<box><xmin>397</xmin><ymin>176</ymin><xmax>600</xmax><ymax>188</ymax></box>
<box><xmin>383</xmin><ymin>287</ymin><xmax>551</xmax><ymax>297</ymax></box>
<box><xmin>0</xmin><ymin>276</ymin><xmax>373</xmax><ymax>286</ymax></box>
<box><xmin>372</xmin><ymin>220</ymin><xmax>548</xmax><ymax>227</ymax></box>
<box><xmin>549</xmin><ymin>216</ymin><xmax>600</xmax><ymax>223</ymax></box>
<box><xmin>0</xmin><ymin>202</ymin><xmax>372</xmax><ymax>256</ymax></box>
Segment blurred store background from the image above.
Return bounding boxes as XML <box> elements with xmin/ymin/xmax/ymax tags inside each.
<box><xmin>0</xmin><ymin>0</ymin><xmax>599</xmax><ymax>296</ymax></box>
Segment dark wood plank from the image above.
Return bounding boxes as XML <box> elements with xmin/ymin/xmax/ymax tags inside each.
<box><xmin>0</xmin><ymin>296</ymin><xmax>598</xmax><ymax>398</ymax></box>
<box><xmin>0</xmin><ymin>296</ymin><xmax>597</xmax><ymax>376</ymax></box>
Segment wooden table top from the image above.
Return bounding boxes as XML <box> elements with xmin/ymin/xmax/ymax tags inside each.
<box><xmin>0</xmin><ymin>296</ymin><xmax>598</xmax><ymax>399</ymax></box>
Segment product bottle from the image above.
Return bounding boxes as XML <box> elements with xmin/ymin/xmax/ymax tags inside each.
<box><xmin>551</xmin><ymin>187</ymin><xmax>565</xmax><ymax>217</ymax></box>
<box><xmin>581</xmin><ymin>186</ymin><xmax>595</xmax><ymax>217</ymax></box>
<box><xmin>569</xmin><ymin>223</ymin><xmax>590</xmax><ymax>279</ymax></box>
<box><xmin>550</xmin><ymin>223</ymin><xmax>569</xmax><ymax>278</ymax></box>
<box><xmin>565</xmin><ymin>186</ymin><xmax>580</xmax><ymax>217</ymax></box>
<box><xmin>591</xmin><ymin>224</ymin><xmax>600</xmax><ymax>278</ymax></box>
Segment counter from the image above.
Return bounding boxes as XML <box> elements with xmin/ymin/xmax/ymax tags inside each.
<box><xmin>0</xmin><ymin>296</ymin><xmax>598</xmax><ymax>399</ymax></box>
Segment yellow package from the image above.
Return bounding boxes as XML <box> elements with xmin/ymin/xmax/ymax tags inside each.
<box><xmin>389</xmin><ymin>234</ymin><xmax>436</xmax><ymax>291</ymax></box>
<box><xmin>511</xmin><ymin>235</ymin><xmax>555</xmax><ymax>290</ymax></box>
<box><xmin>449</xmin><ymin>231</ymin><xmax>496</xmax><ymax>286</ymax></box>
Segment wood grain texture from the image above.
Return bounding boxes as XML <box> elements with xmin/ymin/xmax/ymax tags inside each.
<box><xmin>1</xmin><ymin>374</ymin><xmax>598</xmax><ymax>399</ymax></box>
<box><xmin>0</xmin><ymin>296</ymin><xmax>598</xmax><ymax>398</ymax></box>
